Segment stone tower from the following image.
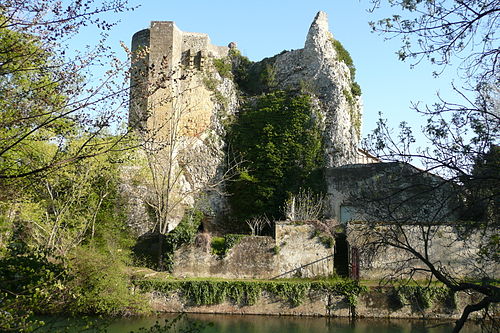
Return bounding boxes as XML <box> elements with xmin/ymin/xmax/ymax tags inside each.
<box><xmin>129</xmin><ymin>21</ymin><xmax>230</xmax><ymax>138</ymax></box>
<box><xmin>127</xmin><ymin>21</ymin><xmax>238</xmax><ymax>233</ymax></box>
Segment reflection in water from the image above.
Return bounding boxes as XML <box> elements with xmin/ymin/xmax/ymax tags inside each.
<box><xmin>41</xmin><ymin>313</ymin><xmax>480</xmax><ymax>333</ymax></box>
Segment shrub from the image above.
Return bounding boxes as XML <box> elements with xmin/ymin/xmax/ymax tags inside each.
<box><xmin>351</xmin><ymin>81</ymin><xmax>362</xmax><ymax>97</ymax></box>
<box><xmin>331</xmin><ymin>39</ymin><xmax>355</xmax><ymax>80</ymax></box>
<box><xmin>67</xmin><ymin>246</ymin><xmax>148</xmax><ymax>316</ymax></box>
<box><xmin>210</xmin><ymin>237</ymin><xmax>226</xmax><ymax>256</ymax></box>
<box><xmin>213</xmin><ymin>58</ymin><xmax>232</xmax><ymax>78</ymax></box>
<box><xmin>331</xmin><ymin>39</ymin><xmax>362</xmax><ymax>97</ymax></box>
<box><xmin>0</xmin><ymin>242</ymin><xmax>67</xmax><ymax>331</ymax></box>
<box><xmin>211</xmin><ymin>234</ymin><xmax>246</xmax><ymax>256</ymax></box>
<box><xmin>133</xmin><ymin>208</ymin><xmax>204</xmax><ymax>271</ymax></box>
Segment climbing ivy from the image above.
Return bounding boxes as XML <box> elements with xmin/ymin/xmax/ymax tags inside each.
<box><xmin>393</xmin><ymin>285</ymin><xmax>454</xmax><ymax>310</ymax></box>
<box><xmin>228</xmin><ymin>91</ymin><xmax>325</xmax><ymax>225</ymax></box>
<box><xmin>135</xmin><ymin>278</ymin><xmax>366</xmax><ymax>308</ymax></box>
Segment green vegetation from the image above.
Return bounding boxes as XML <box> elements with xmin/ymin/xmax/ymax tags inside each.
<box><xmin>228</xmin><ymin>91</ymin><xmax>325</xmax><ymax>225</ymax></box>
<box><xmin>311</xmin><ymin>230</ymin><xmax>334</xmax><ymax>248</ymax></box>
<box><xmin>0</xmin><ymin>2</ymin><xmax>147</xmax><ymax>327</ymax></box>
<box><xmin>229</xmin><ymin>49</ymin><xmax>278</xmax><ymax>95</ymax></box>
<box><xmin>136</xmin><ymin>277</ymin><xmax>366</xmax><ymax>307</ymax></box>
<box><xmin>331</xmin><ymin>39</ymin><xmax>362</xmax><ymax>97</ymax></box>
<box><xmin>0</xmin><ymin>17</ymin><xmax>69</xmax><ymax>180</ymax></box>
<box><xmin>134</xmin><ymin>209</ymin><xmax>204</xmax><ymax>271</ymax></box>
<box><xmin>393</xmin><ymin>285</ymin><xmax>454</xmax><ymax>310</ymax></box>
<box><xmin>67</xmin><ymin>246</ymin><xmax>148</xmax><ymax>316</ymax></box>
<box><xmin>351</xmin><ymin>81</ymin><xmax>362</xmax><ymax>97</ymax></box>
<box><xmin>211</xmin><ymin>234</ymin><xmax>246</xmax><ymax>256</ymax></box>
<box><xmin>0</xmin><ymin>149</ymin><xmax>150</xmax><ymax>330</ymax></box>
<box><xmin>331</xmin><ymin>39</ymin><xmax>356</xmax><ymax>80</ymax></box>
<box><xmin>213</xmin><ymin>57</ymin><xmax>233</xmax><ymax>78</ymax></box>
<box><xmin>342</xmin><ymin>88</ymin><xmax>362</xmax><ymax>137</ymax></box>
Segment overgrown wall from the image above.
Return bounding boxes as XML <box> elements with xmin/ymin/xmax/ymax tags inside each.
<box><xmin>136</xmin><ymin>278</ymin><xmax>497</xmax><ymax>320</ymax></box>
<box><xmin>172</xmin><ymin>222</ymin><xmax>334</xmax><ymax>279</ymax></box>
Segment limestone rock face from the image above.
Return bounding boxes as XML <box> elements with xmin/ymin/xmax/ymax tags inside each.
<box><xmin>271</xmin><ymin>11</ymin><xmax>362</xmax><ymax>166</ymax></box>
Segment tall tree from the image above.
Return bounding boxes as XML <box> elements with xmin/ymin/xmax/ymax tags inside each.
<box><xmin>0</xmin><ymin>1</ymin><xmax>146</xmax><ymax>329</ymax></box>
<box><xmin>0</xmin><ymin>0</ymin><xmax>135</xmax><ymax>182</ymax></box>
<box><xmin>363</xmin><ymin>1</ymin><xmax>499</xmax><ymax>331</ymax></box>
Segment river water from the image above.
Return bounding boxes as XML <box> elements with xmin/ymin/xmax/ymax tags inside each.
<box><xmin>40</xmin><ymin>313</ymin><xmax>482</xmax><ymax>332</ymax></box>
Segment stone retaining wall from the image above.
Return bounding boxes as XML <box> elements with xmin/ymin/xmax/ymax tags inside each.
<box><xmin>147</xmin><ymin>287</ymin><xmax>496</xmax><ymax>320</ymax></box>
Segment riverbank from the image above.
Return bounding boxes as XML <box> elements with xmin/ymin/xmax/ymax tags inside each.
<box><xmin>132</xmin><ymin>274</ymin><xmax>496</xmax><ymax>320</ymax></box>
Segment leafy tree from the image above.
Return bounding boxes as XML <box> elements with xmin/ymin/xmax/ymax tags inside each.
<box><xmin>228</xmin><ymin>91</ymin><xmax>325</xmax><ymax>226</ymax></box>
<box><xmin>0</xmin><ymin>144</ymin><xmax>144</xmax><ymax>328</ymax></box>
<box><xmin>0</xmin><ymin>1</ymin><xmax>147</xmax><ymax>329</ymax></box>
<box><xmin>0</xmin><ymin>0</ymin><xmax>135</xmax><ymax>181</ymax></box>
<box><xmin>368</xmin><ymin>0</ymin><xmax>499</xmax><ymax>83</ymax></box>
<box><xmin>363</xmin><ymin>1</ymin><xmax>499</xmax><ymax>331</ymax></box>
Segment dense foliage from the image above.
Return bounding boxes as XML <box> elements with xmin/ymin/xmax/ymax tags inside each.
<box><xmin>133</xmin><ymin>209</ymin><xmax>204</xmax><ymax>271</ymax></box>
<box><xmin>0</xmin><ymin>149</ymin><xmax>149</xmax><ymax>330</ymax></box>
<box><xmin>229</xmin><ymin>49</ymin><xmax>278</xmax><ymax>95</ymax></box>
<box><xmin>228</xmin><ymin>91</ymin><xmax>325</xmax><ymax>225</ymax></box>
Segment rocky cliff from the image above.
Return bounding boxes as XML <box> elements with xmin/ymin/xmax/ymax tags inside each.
<box><xmin>269</xmin><ymin>11</ymin><xmax>362</xmax><ymax>167</ymax></box>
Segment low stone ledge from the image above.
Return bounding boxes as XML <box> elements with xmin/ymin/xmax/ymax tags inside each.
<box><xmin>137</xmin><ymin>279</ymin><xmax>499</xmax><ymax>320</ymax></box>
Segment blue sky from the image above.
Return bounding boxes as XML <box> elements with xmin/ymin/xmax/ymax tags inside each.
<box><xmin>77</xmin><ymin>0</ymin><xmax>465</xmax><ymax>146</ymax></box>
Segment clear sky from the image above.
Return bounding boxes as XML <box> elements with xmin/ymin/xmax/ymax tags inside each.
<box><xmin>77</xmin><ymin>0</ymin><xmax>465</xmax><ymax>146</ymax></box>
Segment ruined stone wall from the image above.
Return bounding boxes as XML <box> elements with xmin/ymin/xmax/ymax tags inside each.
<box><xmin>173</xmin><ymin>236</ymin><xmax>275</xmax><ymax>279</ymax></box>
<box><xmin>172</xmin><ymin>222</ymin><xmax>334</xmax><ymax>279</ymax></box>
<box><xmin>274</xmin><ymin>221</ymin><xmax>334</xmax><ymax>278</ymax></box>
<box><xmin>347</xmin><ymin>222</ymin><xmax>500</xmax><ymax>280</ymax></box>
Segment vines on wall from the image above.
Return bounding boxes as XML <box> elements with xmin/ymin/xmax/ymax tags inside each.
<box><xmin>392</xmin><ymin>285</ymin><xmax>456</xmax><ymax>310</ymax></box>
<box><xmin>136</xmin><ymin>278</ymin><xmax>366</xmax><ymax>308</ymax></box>
<box><xmin>228</xmin><ymin>91</ymin><xmax>325</xmax><ymax>225</ymax></box>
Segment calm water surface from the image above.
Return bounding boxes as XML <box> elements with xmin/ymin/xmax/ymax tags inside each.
<box><xmin>41</xmin><ymin>313</ymin><xmax>483</xmax><ymax>333</ymax></box>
